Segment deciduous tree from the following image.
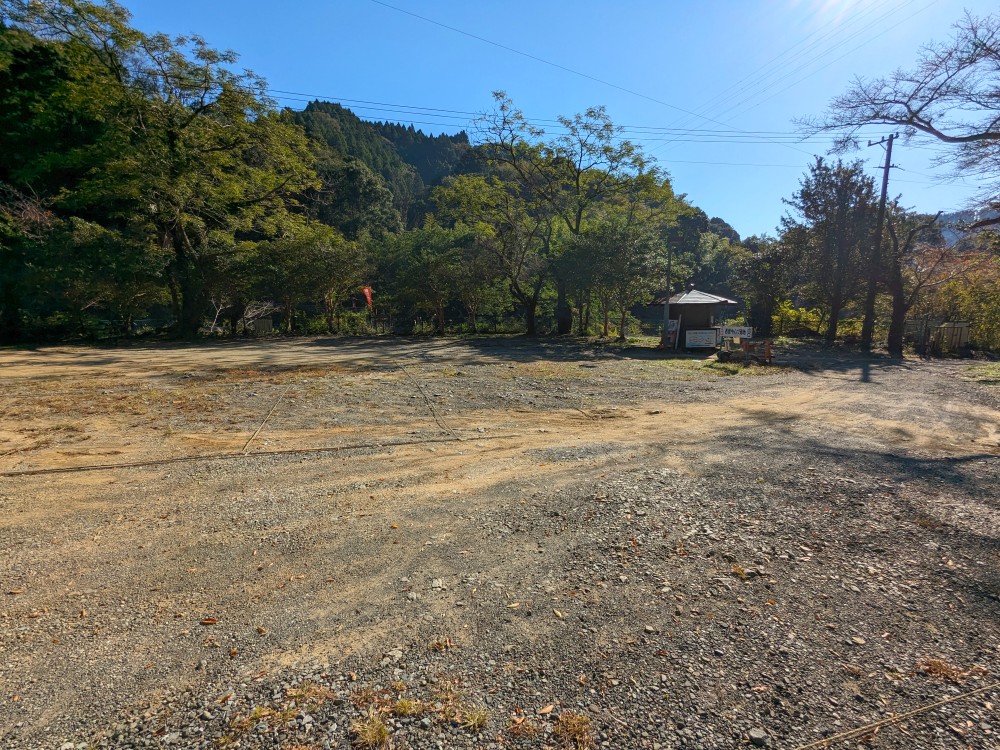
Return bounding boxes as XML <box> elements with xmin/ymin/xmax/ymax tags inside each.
<box><xmin>800</xmin><ymin>12</ymin><xmax>1000</xmax><ymax>230</ymax></box>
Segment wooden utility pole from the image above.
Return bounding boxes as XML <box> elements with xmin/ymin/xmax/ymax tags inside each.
<box><xmin>660</xmin><ymin>244</ymin><xmax>673</xmax><ymax>348</ymax></box>
<box><xmin>860</xmin><ymin>133</ymin><xmax>896</xmax><ymax>351</ymax></box>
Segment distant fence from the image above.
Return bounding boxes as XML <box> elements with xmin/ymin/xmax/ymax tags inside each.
<box><xmin>905</xmin><ymin>319</ymin><xmax>970</xmax><ymax>353</ymax></box>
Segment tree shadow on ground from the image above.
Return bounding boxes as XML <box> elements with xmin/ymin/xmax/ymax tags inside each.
<box><xmin>665</xmin><ymin>417</ymin><xmax>999</xmax><ymax>623</ymax></box>
<box><xmin>304</xmin><ymin>335</ymin><xmax>610</xmax><ymax>364</ymax></box>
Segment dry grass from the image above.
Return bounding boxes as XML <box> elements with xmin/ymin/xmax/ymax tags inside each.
<box><xmin>507</xmin><ymin>715</ymin><xmax>540</xmax><ymax>738</ymax></box>
<box><xmin>391</xmin><ymin>697</ymin><xmax>424</xmax><ymax>717</ymax></box>
<box><xmin>460</xmin><ymin>706</ymin><xmax>490</xmax><ymax>732</ymax></box>
<box><xmin>286</xmin><ymin>680</ymin><xmax>336</xmax><ymax>706</ymax></box>
<box><xmin>213</xmin><ymin>365</ymin><xmax>346</xmax><ymax>384</ymax></box>
<box><xmin>553</xmin><ymin>711</ymin><xmax>593</xmax><ymax>749</ymax></box>
<box><xmin>350</xmin><ymin>709</ymin><xmax>391</xmax><ymax>749</ymax></box>
<box><xmin>219</xmin><ymin>705</ymin><xmax>297</xmax><ymax>747</ymax></box>
<box><xmin>349</xmin><ymin>686</ymin><xmax>382</xmax><ymax>710</ymax></box>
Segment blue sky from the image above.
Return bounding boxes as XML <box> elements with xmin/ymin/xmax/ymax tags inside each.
<box><xmin>127</xmin><ymin>0</ymin><xmax>991</xmax><ymax>239</ymax></box>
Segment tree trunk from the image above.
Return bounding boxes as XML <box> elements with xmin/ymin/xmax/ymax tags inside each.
<box><xmin>886</xmin><ymin>261</ymin><xmax>907</xmax><ymax>358</ymax></box>
<box><xmin>757</xmin><ymin>300</ymin><xmax>774</xmax><ymax>338</ymax></box>
<box><xmin>618</xmin><ymin>308</ymin><xmax>628</xmax><ymax>342</ymax></box>
<box><xmin>436</xmin><ymin>301</ymin><xmax>445</xmax><ymax>335</ymax></box>
<box><xmin>173</xmin><ymin>241</ymin><xmax>206</xmax><ymax>338</ymax></box>
<box><xmin>0</xmin><ymin>284</ymin><xmax>21</xmax><ymax>342</ymax></box>
<box><xmin>167</xmin><ymin>276</ymin><xmax>181</xmax><ymax>328</ymax></box>
<box><xmin>229</xmin><ymin>302</ymin><xmax>245</xmax><ymax>337</ymax></box>
<box><xmin>555</xmin><ymin>278</ymin><xmax>572</xmax><ymax>335</ymax></box>
<box><xmin>524</xmin><ymin>302</ymin><xmax>537</xmax><ymax>337</ymax></box>
<box><xmin>887</xmin><ymin>291</ymin><xmax>907</xmax><ymax>358</ymax></box>
<box><xmin>602</xmin><ymin>305</ymin><xmax>609</xmax><ymax>338</ymax></box>
<box><xmin>284</xmin><ymin>298</ymin><xmax>294</xmax><ymax>334</ymax></box>
<box><xmin>825</xmin><ymin>296</ymin><xmax>842</xmax><ymax>344</ymax></box>
<box><xmin>324</xmin><ymin>294</ymin><xmax>336</xmax><ymax>334</ymax></box>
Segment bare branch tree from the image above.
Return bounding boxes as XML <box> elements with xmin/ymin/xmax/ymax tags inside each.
<box><xmin>798</xmin><ymin>12</ymin><xmax>1000</xmax><ymax>230</ymax></box>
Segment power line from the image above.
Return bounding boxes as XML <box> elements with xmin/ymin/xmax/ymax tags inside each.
<box><xmin>650</xmin><ymin>0</ymin><xmax>926</xmax><ymax>156</ymax></box>
<box><xmin>659</xmin><ymin>159</ymin><xmax>803</xmax><ymax>168</ymax></box>
<box><xmin>716</xmin><ymin>0</ymin><xmax>916</xmax><ymax>120</ymax></box>
<box><xmin>272</xmin><ymin>102</ymin><xmax>847</xmax><ymax>145</ymax></box>
<box><xmin>655</xmin><ymin>0</ymin><xmax>900</xmax><ymax>141</ymax></box>
<box><xmin>268</xmin><ymin>91</ymin><xmax>848</xmax><ymax>142</ymax></box>
<box><xmin>729</xmin><ymin>0</ymin><xmax>940</xmax><ymax>119</ymax></box>
<box><xmin>363</xmin><ymin>0</ymin><xmax>804</xmax><ymax>142</ymax></box>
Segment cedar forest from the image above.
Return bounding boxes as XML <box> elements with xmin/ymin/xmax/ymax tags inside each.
<box><xmin>1</xmin><ymin>1</ymin><xmax>998</xmax><ymax>352</ymax></box>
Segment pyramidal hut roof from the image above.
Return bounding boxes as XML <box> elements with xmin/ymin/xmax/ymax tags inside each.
<box><xmin>652</xmin><ymin>289</ymin><xmax>739</xmax><ymax>305</ymax></box>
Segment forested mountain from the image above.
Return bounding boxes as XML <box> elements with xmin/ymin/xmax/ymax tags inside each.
<box><xmin>293</xmin><ymin>101</ymin><xmax>470</xmax><ymax>225</ymax></box>
<box><xmin>370</xmin><ymin>120</ymin><xmax>471</xmax><ymax>187</ymax></box>
<box><xmin>295</xmin><ymin>102</ymin><xmax>415</xmax><ymax>194</ymax></box>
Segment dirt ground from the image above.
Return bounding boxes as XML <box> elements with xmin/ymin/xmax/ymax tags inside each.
<box><xmin>1</xmin><ymin>337</ymin><xmax>998</xmax><ymax>750</ymax></box>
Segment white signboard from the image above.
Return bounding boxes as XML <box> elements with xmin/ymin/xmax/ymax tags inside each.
<box><xmin>685</xmin><ymin>329</ymin><xmax>718</xmax><ymax>348</ymax></box>
<box><xmin>721</xmin><ymin>326</ymin><xmax>753</xmax><ymax>338</ymax></box>
<box><xmin>667</xmin><ymin>319</ymin><xmax>679</xmax><ymax>332</ymax></box>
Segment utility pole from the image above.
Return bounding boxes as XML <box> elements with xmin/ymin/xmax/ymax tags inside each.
<box><xmin>860</xmin><ymin>133</ymin><xmax>896</xmax><ymax>351</ymax></box>
<box><xmin>660</xmin><ymin>244</ymin><xmax>673</xmax><ymax>348</ymax></box>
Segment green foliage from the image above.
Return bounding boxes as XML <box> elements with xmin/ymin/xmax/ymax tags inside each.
<box><xmin>0</xmin><ymin>4</ymin><xmax>751</xmax><ymax>344</ymax></box>
<box><xmin>915</xmin><ymin>253</ymin><xmax>1000</xmax><ymax>351</ymax></box>
<box><xmin>730</xmin><ymin>235</ymin><xmax>790</xmax><ymax>338</ymax></box>
<box><xmin>771</xmin><ymin>300</ymin><xmax>824</xmax><ymax>336</ymax></box>
<box><xmin>377</xmin><ymin>221</ymin><xmax>476</xmax><ymax>334</ymax></box>
<box><xmin>294</xmin><ymin>101</ymin><xmax>469</xmax><ymax>226</ymax></box>
<box><xmin>781</xmin><ymin>157</ymin><xmax>877</xmax><ymax>342</ymax></box>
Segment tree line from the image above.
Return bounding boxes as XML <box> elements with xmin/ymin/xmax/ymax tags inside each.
<box><xmin>1</xmin><ymin>1</ymin><xmax>997</xmax><ymax>352</ymax></box>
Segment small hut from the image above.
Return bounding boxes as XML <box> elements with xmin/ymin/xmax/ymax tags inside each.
<box><xmin>651</xmin><ymin>288</ymin><xmax>739</xmax><ymax>347</ymax></box>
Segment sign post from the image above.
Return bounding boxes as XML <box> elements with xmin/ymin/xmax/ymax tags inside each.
<box><xmin>685</xmin><ymin>329</ymin><xmax>719</xmax><ymax>348</ymax></box>
<box><xmin>720</xmin><ymin>326</ymin><xmax>753</xmax><ymax>339</ymax></box>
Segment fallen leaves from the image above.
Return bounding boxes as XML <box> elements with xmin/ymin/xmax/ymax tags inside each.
<box><xmin>538</xmin><ymin>704</ymin><xmax>554</xmax><ymax>715</ymax></box>
<box><xmin>199</xmin><ymin>617</ymin><xmax>218</xmax><ymax>625</ymax></box>
<box><xmin>917</xmin><ymin>657</ymin><xmax>990</xmax><ymax>684</ymax></box>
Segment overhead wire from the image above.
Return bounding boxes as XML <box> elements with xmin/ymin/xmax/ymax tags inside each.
<box><xmin>726</xmin><ymin>0</ymin><xmax>941</xmax><ymax>119</ymax></box>
<box><xmin>361</xmin><ymin>0</ymin><xmax>836</xmax><ymax>158</ymax></box>
<box><xmin>292</xmin><ymin>3</ymin><xmax>965</xmax><ymax>194</ymax></box>
<box><xmin>709</xmin><ymin>0</ymin><xmax>915</xmax><ymax>121</ymax></box>
<box><xmin>649</xmin><ymin>0</ymin><xmax>927</xmax><ymax>156</ymax></box>
<box><xmin>652</xmin><ymin>0</ymin><xmax>901</xmax><ymax>143</ymax></box>
<box><xmin>268</xmin><ymin>92</ymin><xmax>851</xmax><ymax>147</ymax></box>
<box><xmin>364</xmin><ymin>0</ymin><xmax>749</xmax><ymax>130</ymax></box>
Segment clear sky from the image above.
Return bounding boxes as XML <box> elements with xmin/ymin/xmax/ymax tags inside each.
<box><xmin>126</xmin><ymin>0</ymin><xmax>991</xmax><ymax>239</ymax></box>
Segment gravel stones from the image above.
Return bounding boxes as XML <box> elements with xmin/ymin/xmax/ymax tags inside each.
<box><xmin>2</xmin><ymin>341</ymin><xmax>998</xmax><ymax>749</ymax></box>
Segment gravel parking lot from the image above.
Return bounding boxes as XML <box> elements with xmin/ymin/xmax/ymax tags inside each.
<box><xmin>1</xmin><ymin>337</ymin><xmax>997</xmax><ymax>749</ymax></box>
